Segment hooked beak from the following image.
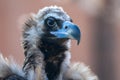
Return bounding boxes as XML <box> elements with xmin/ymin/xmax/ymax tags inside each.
<box><xmin>50</xmin><ymin>21</ymin><xmax>81</xmax><ymax>45</ymax></box>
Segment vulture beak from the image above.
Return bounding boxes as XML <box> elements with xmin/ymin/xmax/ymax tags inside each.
<box><xmin>50</xmin><ymin>21</ymin><xmax>81</xmax><ymax>45</ymax></box>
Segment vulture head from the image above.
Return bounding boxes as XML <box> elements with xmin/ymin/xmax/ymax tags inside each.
<box><xmin>23</xmin><ymin>6</ymin><xmax>80</xmax><ymax>46</ymax></box>
<box><xmin>35</xmin><ymin>6</ymin><xmax>80</xmax><ymax>44</ymax></box>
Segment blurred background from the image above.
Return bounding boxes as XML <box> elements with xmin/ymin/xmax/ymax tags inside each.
<box><xmin>0</xmin><ymin>0</ymin><xmax>120</xmax><ymax>80</ymax></box>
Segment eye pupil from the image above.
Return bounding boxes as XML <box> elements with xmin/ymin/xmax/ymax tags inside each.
<box><xmin>47</xmin><ymin>18</ymin><xmax>56</xmax><ymax>26</ymax></box>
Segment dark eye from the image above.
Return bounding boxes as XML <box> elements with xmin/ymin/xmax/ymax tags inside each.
<box><xmin>47</xmin><ymin>17</ymin><xmax>56</xmax><ymax>27</ymax></box>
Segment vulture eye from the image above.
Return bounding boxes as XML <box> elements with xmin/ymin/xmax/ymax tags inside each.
<box><xmin>47</xmin><ymin>17</ymin><xmax>56</xmax><ymax>27</ymax></box>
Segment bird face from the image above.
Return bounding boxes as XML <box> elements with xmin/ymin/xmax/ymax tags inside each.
<box><xmin>35</xmin><ymin>6</ymin><xmax>81</xmax><ymax>44</ymax></box>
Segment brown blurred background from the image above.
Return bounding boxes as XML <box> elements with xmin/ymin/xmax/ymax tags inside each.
<box><xmin>0</xmin><ymin>0</ymin><xmax>120</xmax><ymax>80</ymax></box>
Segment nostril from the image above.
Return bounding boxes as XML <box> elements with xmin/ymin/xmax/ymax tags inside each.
<box><xmin>65</xmin><ymin>26</ymin><xmax>68</xmax><ymax>29</ymax></box>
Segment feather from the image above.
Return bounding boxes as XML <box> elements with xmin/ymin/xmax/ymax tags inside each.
<box><xmin>64</xmin><ymin>63</ymin><xmax>98</xmax><ymax>80</ymax></box>
<box><xmin>0</xmin><ymin>53</ymin><xmax>26</xmax><ymax>80</ymax></box>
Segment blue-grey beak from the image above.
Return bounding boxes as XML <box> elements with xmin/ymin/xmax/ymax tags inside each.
<box><xmin>50</xmin><ymin>21</ymin><xmax>81</xmax><ymax>45</ymax></box>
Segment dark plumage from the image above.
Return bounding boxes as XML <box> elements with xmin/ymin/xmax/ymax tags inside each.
<box><xmin>0</xmin><ymin>6</ymin><xmax>98</xmax><ymax>80</ymax></box>
<box><xmin>39</xmin><ymin>38</ymin><xmax>67</xmax><ymax>80</ymax></box>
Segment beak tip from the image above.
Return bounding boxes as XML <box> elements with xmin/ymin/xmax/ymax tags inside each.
<box><xmin>77</xmin><ymin>36</ymin><xmax>80</xmax><ymax>45</ymax></box>
<box><xmin>76</xmin><ymin>30</ymin><xmax>81</xmax><ymax>45</ymax></box>
<box><xmin>77</xmin><ymin>40</ymin><xmax>80</xmax><ymax>45</ymax></box>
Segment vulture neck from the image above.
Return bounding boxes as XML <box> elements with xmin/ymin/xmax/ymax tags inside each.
<box><xmin>38</xmin><ymin>38</ymin><xmax>69</xmax><ymax>80</ymax></box>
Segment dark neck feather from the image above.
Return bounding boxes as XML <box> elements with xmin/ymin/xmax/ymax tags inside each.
<box><xmin>38</xmin><ymin>38</ymin><xmax>68</xmax><ymax>80</ymax></box>
<box><xmin>39</xmin><ymin>38</ymin><xmax>68</xmax><ymax>59</ymax></box>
